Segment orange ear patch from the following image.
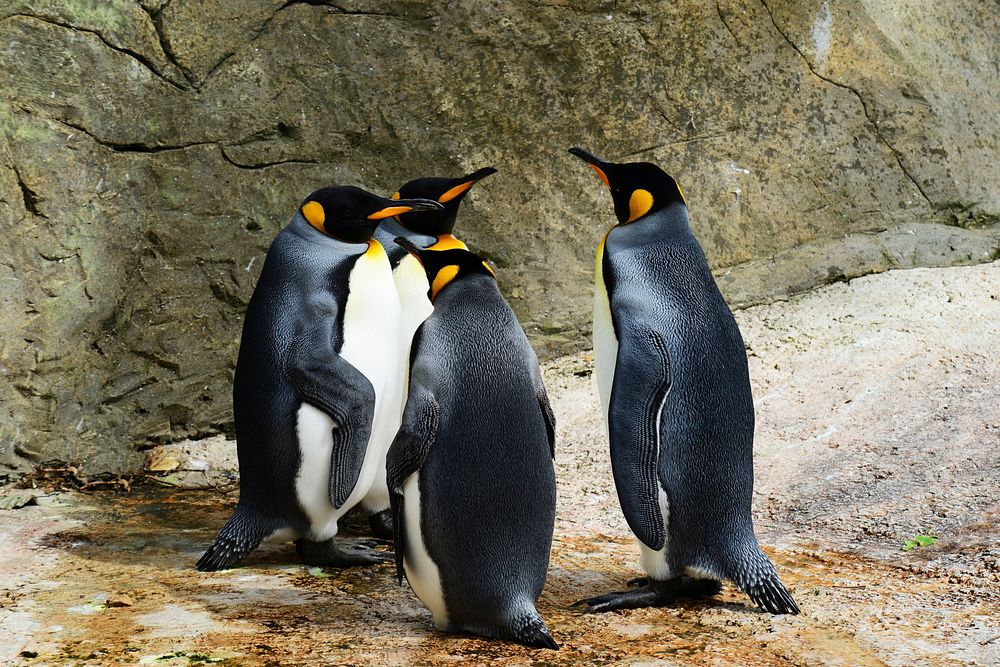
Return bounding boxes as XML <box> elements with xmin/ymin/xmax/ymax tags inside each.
<box><xmin>438</xmin><ymin>180</ymin><xmax>475</xmax><ymax>204</ymax></box>
<box><xmin>302</xmin><ymin>200</ymin><xmax>325</xmax><ymax>232</ymax></box>
<box><xmin>626</xmin><ymin>189</ymin><xmax>653</xmax><ymax>223</ymax></box>
<box><xmin>481</xmin><ymin>261</ymin><xmax>495</xmax><ymax>276</ymax></box>
<box><xmin>431</xmin><ymin>265</ymin><xmax>460</xmax><ymax>300</ymax></box>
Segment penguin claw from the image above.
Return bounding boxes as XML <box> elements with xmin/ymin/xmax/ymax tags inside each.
<box><xmin>627</xmin><ymin>577</ymin><xmax>649</xmax><ymax>587</ymax></box>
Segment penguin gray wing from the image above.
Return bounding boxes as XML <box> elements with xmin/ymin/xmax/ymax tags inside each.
<box><xmin>386</xmin><ymin>382</ymin><xmax>439</xmax><ymax>584</ymax></box>
<box><xmin>608</xmin><ymin>325</ymin><xmax>670</xmax><ymax>551</ymax></box>
<box><xmin>285</xmin><ymin>324</ymin><xmax>376</xmax><ymax>509</ymax></box>
<box><xmin>530</xmin><ymin>360</ymin><xmax>556</xmax><ymax>458</ymax></box>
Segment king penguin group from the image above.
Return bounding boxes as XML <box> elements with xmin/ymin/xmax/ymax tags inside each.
<box><xmin>197</xmin><ymin>149</ymin><xmax>799</xmax><ymax>650</ymax></box>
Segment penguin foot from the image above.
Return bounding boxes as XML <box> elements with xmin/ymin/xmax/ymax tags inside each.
<box><xmin>573</xmin><ymin>587</ymin><xmax>660</xmax><ymax>613</ymax></box>
<box><xmin>573</xmin><ymin>575</ymin><xmax>722</xmax><ymax>613</ymax></box>
<box><xmin>295</xmin><ymin>537</ymin><xmax>393</xmax><ymax>567</ymax></box>
<box><xmin>367</xmin><ymin>509</ymin><xmax>394</xmax><ymax>541</ymax></box>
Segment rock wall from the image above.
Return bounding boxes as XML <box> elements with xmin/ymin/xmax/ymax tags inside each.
<box><xmin>2</xmin><ymin>0</ymin><xmax>998</xmax><ymax>476</ymax></box>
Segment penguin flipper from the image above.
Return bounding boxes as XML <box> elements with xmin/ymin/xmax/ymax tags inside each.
<box><xmin>386</xmin><ymin>383</ymin><xmax>439</xmax><ymax>583</ymax></box>
<box><xmin>608</xmin><ymin>327</ymin><xmax>670</xmax><ymax>551</ymax></box>
<box><xmin>285</xmin><ymin>331</ymin><xmax>376</xmax><ymax>509</ymax></box>
<box><xmin>529</xmin><ymin>358</ymin><xmax>557</xmax><ymax>459</ymax></box>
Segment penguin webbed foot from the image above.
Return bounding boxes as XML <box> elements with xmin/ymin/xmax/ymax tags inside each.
<box><xmin>573</xmin><ymin>575</ymin><xmax>722</xmax><ymax>613</ymax></box>
<box><xmin>573</xmin><ymin>586</ymin><xmax>661</xmax><ymax>613</ymax></box>
<box><xmin>295</xmin><ymin>537</ymin><xmax>393</xmax><ymax>567</ymax></box>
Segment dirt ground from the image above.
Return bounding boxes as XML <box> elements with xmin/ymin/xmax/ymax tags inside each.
<box><xmin>2</xmin><ymin>262</ymin><xmax>999</xmax><ymax>666</ymax></box>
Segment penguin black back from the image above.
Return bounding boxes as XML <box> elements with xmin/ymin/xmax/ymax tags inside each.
<box><xmin>569</xmin><ymin>148</ymin><xmax>798</xmax><ymax>615</ymax></box>
<box><xmin>386</xmin><ymin>242</ymin><xmax>559</xmax><ymax>649</ymax></box>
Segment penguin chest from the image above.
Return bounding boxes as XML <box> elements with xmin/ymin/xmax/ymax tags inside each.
<box><xmin>394</xmin><ymin>255</ymin><xmax>434</xmax><ymax>348</ymax></box>
<box><xmin>337</xmin><ymin>249</ymin><xmax>403</xmax><ymax>501</ymax></box>
<box><xmin>593</xmin><ymin>239</ymin><xmax>619</xmax><ymax>430</ymax></box>
<box><xmin>294</xmin><ymin>249</ymin><xmax>402</xmax><ymax>539</ymax></box>
<box><xmin>402</xmin><ymin>472</ymin><xmax>449</xmax><ymax>629</ymax></box>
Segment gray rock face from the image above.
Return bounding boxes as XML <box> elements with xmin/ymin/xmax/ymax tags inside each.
<box><xmin>1</xmin><ymin>0</ymin><xmax>998</xmax><ymax>475</ymax></box>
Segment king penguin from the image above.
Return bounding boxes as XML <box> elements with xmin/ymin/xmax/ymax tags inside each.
<box><xmin>567</xmin><ymin>147</ymin><xmax>799</xmax><ymax>615</ymax></box>
<box><xmin>361</xmin><ymin>167</ymin><xmax>497</xmax><ymax>539</ymax></box>
<box><xmin>386</xmin><ymin>240</ymin><xmax>559</xmax><ymax>649</ymax></box>
<box><xmin>196</xmin><ymin>186</ymin><xmax>443</xmax><ymax>571</ymax></box>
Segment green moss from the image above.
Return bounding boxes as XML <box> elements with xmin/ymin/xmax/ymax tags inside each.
<box><xmin>32</xmin><ymin>0</ymin><xmax>128</xmax><ymax>32</ymax></box>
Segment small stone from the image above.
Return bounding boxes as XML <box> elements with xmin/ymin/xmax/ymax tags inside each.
<box><xmin>106</xmin><ymin>595</ymin><xmax>134</xmax><ymax>608</ymax></box>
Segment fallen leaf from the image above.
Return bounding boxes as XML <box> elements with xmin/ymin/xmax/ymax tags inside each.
<box><xmin>146</xmin><ymin>452</ymin><xmax>180</xmax><ymax>472</ymax></box>
<box><xmin>307</xmin><ymin>566</ymin><xmax>336</xmax><ymax>578</ymax></box>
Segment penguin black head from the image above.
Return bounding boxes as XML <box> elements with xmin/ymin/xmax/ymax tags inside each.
<box><xmin>568</xmin><ymin>147</ymin><xmax>686</xmax><ymax>225</ymax></box>
<box><xmin>395</xmin><ymin>237</ymin><xmax>495</xmax><ymax>301</ymax></box>
<box><xmin>391</xmin><ymin>167</ymin><xmax>498</xmax><ymax>237</ymax></box>
<box><xmin>299</xmin><ymin>186</ymin><xmax>443</xmax><ymax>243</ymax></box>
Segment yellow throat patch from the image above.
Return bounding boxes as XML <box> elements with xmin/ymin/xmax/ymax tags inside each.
<box><xmin>429</xmin><ymin>234</ymin><xmax>467</xmax><ymax>251</ymax></box>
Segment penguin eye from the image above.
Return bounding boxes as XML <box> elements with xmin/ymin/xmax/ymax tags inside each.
<box><xmin>626</xmin><ymin>189</ymin><xmax>654</xmax><ymax>223</ymax></box>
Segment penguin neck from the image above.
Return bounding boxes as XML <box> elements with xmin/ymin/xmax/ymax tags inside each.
<box><xmin>430</xmin><ymin>272</ymin><xmax>497</xmax><ymax>307</ymax></box>
<box><xmin>609</xmin><ymin>202</ymin><xmax>693</xmax><ymax>247</ymax></box>
<box><xmin>287</xmin><ymin>214</ymin><xmax>370</xmax><ymax>254</ymax></box>
<box><xmin>377</xmin><ymin>217</ymin><xmax>436</xmax><ymax>249</ymax></box>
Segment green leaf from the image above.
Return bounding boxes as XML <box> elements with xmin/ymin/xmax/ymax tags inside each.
<box><xmin>306</xmin><ymin>566</ymin><xmax>335</xmax><ymax>578</ymax></box>
<box><xmin>901</xmin><ymin>533</ymin><xmax>938</xmax><ymax>551</ymax></box>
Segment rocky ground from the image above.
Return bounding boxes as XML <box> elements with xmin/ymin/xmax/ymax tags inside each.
<box><xmin>2</xmin><ymin>262</ymin><xmax>999</xmax><ymax>666</ymax></box>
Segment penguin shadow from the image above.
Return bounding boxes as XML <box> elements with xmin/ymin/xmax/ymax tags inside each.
<box><xmin>36</xmin><ymin>486</ymin><xmax>386</xmax><ymax>573</ymax></box>
<box><xmin>546</xmin><ymin>568</ymin><xmax>750</xmax><ymax>615</ymax></box>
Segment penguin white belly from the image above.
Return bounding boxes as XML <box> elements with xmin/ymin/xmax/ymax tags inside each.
<box><xmin>360</xmin><ymin>255</ymin><xmax>434</xmax><ymax>513</ymax></box>
<box><xmin>295</xmin><ymin>246</ymin><xmax>401</xmax><ymax>540</ymax></box>
<box><xmin>402</xmin><ymin>472</ymin><xmax>449</xmax><ymax>628</ymax></box>
<box><xmin>593</xmin><ymin>241</ymin><xmax>618</xmax><ymax>431</ymax></box>
<box><xmin>638</xmin><ymin>489</ymin><xmax>672</xmax><ymax>579</ymax></box>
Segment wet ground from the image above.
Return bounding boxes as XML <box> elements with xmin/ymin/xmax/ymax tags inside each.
<box><xmin>3</xmin><ymin>263</ymin><xmax>1000</xmax><ymax>666</ymax></box>
<box><xmin>2</xmin><ymin>487</ymin><xmax>997</xmax><ymax>667</ymax></box>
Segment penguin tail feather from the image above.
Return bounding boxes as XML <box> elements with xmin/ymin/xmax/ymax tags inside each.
<box><xmin>196</xmin><ymin>508</ymin><xmax>268</xmax><ymax>572</ymax></box>
<box><xmin>730</xmin><ymin>545</ymin><xmax>800</xmax><ymax>615</ymax></box>
<box><xmin>514</xmin><ymin>616</ymin><xmax>559</xmax><ymax>650</ymax></box>
<box><xmin>746</xmin><ymin>572</ymin><xmax>799</xmax><ymax>615</ymax></box>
